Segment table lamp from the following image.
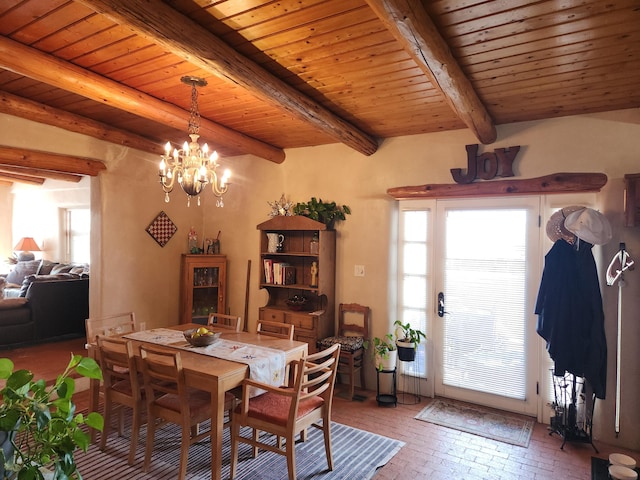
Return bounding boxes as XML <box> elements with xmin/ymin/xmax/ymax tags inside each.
<box><xmin>14</xmin><ymin>237</ymin><xmax>41</xmax><ymax>260</ymax></box>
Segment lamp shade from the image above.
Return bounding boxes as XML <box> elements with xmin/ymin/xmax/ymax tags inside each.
<box><xmin>14</xmin><ymin>237</ymin><xmax>41</xmax><ymax>252</ymax></box>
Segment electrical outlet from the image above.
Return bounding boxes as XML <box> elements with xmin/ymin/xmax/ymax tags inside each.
<box><xmin>354</xmin><ymin>265</ymin><xmax>365</xmax><ymax>277</ymax></box>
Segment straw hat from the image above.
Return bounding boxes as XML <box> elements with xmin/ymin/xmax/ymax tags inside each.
<box><xmin>564</xmin><ymin>207</ymin><xmax>612</xmax><ymax>245</ymax></box>
<box><xmin>546</xmin><ymin>206</ymin><xmax>584</xmax><ymax>244</ymax></box>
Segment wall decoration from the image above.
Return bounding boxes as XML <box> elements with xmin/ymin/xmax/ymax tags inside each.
<box><xmin>267</xmin><ymin>193</ymin><xmax>294</xmax><ymax>217</ymax></box>
<box><xmin>451</xmin><ymin>144</ymin><xmax>520</xmax><ymax>184</ymax></box>
<box><xmin>146</xmin><ymin>211</ymin><xmax>177</xmax><ymax>247</ymax></box>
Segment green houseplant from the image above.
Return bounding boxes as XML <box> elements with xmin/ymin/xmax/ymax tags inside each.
<box><xmin>371</xmin><ymin>334</ymin><xmax>397</xmax><ymax>371</ymax></box>
<box><xmin>0</xmin><ymin>355</ymin><xmax>103</xmax><ymax>480</ymax></box>
<box><xmin>393</xmin><ymin>320</ymin><xmax>426</xmax><ymax>362</ymax></box>
<box><xmin>292</xmin><ymin>197</ymin><xmax>351</xmax><ymax>229</ymax></box>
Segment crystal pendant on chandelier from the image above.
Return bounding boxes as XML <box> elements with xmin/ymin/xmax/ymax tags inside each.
<box><xmin>158</xmin><ymin>76</ymin><xmax>231</xmax><ymax>206</ymax></box>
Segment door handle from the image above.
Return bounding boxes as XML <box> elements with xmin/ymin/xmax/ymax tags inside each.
<box><xmin>437</xmin><ymin>292</ymin><xmax>445</xmax><ymax>317</ymax></box>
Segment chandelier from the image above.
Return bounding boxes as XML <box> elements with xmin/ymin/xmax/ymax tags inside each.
<box><xmin>159</xmin><ymin>76</ymin><xmax>231</xmax><ymax>207</ymax></box>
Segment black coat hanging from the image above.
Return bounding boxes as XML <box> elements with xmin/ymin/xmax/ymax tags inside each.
<box><xmin>535</xmin><ymin>239</ymin><xmax>607</xmax><ymax>399</ymax></box>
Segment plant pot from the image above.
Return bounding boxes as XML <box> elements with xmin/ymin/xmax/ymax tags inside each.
<box><xmin>375</xmin><ymin>349</ymin><xmax>397</xmax><ymax>371</ymax></box>
<box><xmin>396</xmin><ymin>340</ymin><xmax>416</xmax><ymax>361</ymax></box>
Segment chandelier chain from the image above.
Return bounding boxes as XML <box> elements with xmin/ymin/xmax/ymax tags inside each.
<box><xmin>188</xmin><ymin>82</ymin><xmax>200</xmax><ymax>136</ymax></box>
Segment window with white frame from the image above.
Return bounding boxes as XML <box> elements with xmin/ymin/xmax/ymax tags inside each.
<box><xmin>65</xmin><ymin>208</ymin><xmax>90</xmax><ymax>264</ymax></box>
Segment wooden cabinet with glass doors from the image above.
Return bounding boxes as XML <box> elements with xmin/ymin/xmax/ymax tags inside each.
<box><xmin>179</xmin><ymin>254</ymin><xmax>227</xmax><ymax>325</ymax></box>
<box><xmin>257</xmin><ymin>216</ymin><xmax>335</xmax><ymax>353</ymax></box>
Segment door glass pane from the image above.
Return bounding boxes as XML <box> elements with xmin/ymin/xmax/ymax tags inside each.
<box><xmin>442</xmin><ymin>209</ymin><xmax>528</xmax><ymax>400</ymax></box>
<box><xmin>399</xmin><ymin>209</ymin><xmax>429</xmax><ymax>377</ymax></box>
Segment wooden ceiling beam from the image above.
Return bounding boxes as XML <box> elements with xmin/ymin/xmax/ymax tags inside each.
<box><xmin>0</xmin><ymin>36</ymin><xmax>284</xmax><ymax>163</ymax></box>
<box><xmin>0</xmin><ymin>179</ymin><xmax>12</xmax><ymax>187</ymax></box>
<box><xmin>0</xmin><ymin>146</ymin><xmax>106</xmax><ymax>176</ymax></box>
<box><xmin>0</xmin><ymin>91</ymin><xmax>163</xmax><ymax>155</ymax></box>
<box><xmin>77</xmin><ymin>0</ymin><xmax>379</xmax><ymax>156</ymax></box>
<box><xmin>365</xmin><ymin>0</ymin><xmax>497</xmax><ymax>144</ymax></box>
<box><xmin>0</xmin><ymin>172</ymin><xmax>45</xmax><ymax>186</ymax></box>
<box><xmin>0</xmin><ymin>164</ymin><xmax>83</xmax><ymax>183</ymax></box>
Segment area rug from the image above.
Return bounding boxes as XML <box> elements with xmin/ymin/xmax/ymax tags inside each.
<box><xmin>415</xmin><ymin>399</ymin><xmax>534</xmax><ymax>447</ymax></box>
<box><xmin>76</xmin><ymin>420</ymin><xmax>404</xmax><ymax>479</ymax></box>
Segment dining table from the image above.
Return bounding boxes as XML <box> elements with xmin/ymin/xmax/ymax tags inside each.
<box><xmin>87</xmin><ymin>322</ymin><xmax>308</xmax><ymax>480</ymax></box>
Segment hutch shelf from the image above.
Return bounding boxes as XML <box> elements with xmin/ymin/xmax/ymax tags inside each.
<box><xmin>179</xmin><ymin>254</ymin><xmax>227</xmax><ymax>325</ymax></box>
<box><xmin>257</xmin><ymin>216</ymin><xmax>336</xmax><ymax>353</ymax></box>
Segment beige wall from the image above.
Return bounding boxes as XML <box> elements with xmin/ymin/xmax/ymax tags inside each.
<box><xmin>1</xmin><ymin>109</ymin><xmax>639</xmax><ymax>450</ymax></box>
<box><xmin>0</xmin><ymin>185</ymin><xmax>12</xmax><ymax>273</ymax></box>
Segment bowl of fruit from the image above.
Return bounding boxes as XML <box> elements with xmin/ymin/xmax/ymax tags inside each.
<box><xmin>183</xmin><ymin>326</ymin><xmax>221</xmax><ymax>347</ymax></box>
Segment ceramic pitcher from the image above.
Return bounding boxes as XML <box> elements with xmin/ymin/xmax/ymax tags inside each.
<box><xmin>267</xmin><ymin>233</ymin><xmax>285</xmax><ymax>253</ymax></box>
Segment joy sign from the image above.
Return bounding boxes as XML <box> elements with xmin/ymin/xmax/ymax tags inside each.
<box><xmin>451</xmin><ymin>144</ymin><xmax>521</xmax><ymax>184</ymax></box>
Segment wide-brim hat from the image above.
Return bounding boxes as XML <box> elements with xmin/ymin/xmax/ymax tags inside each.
<box><xmin>546</xmin><ymin>206</ymin><xmax>584</xmax><ymax>244</ymax></box>
<box><xmin>564</xmin><ymin>207</ymin><xmax>612</xmax><ymax>245</ymax></box>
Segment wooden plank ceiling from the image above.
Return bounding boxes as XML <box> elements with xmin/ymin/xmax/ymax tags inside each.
<box><xmin>0</xmin><ymin>0</ymin><xmax>638</xmax><ymax>185</ymax></box>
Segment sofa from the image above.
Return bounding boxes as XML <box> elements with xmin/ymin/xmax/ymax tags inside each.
<box><xmin>0</xmin><ymin>261</ymin><xmax>89</xmax><ymax>348</ymax></box>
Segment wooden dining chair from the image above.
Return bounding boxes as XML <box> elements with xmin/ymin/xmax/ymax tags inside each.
<box><xmin>85</xmin><ymin>312</ymin><xmax>142</xmax><ymax>348</ymax></box>
<box><xmin>257</xmin><ymin>320</ymin><xmax>294</xmax><ymax>340</ymax></box>
<box><xmin>96</xmin><ymin>335</ymin><xmax>144</xmax><ymax>465</ymax></box>
<box><xmin>230</xmin><ymin>343</ymin><xmax>341</xmax><ymax>480</ymax></box>
<box><xmin>207</xmin><ymin>312</ymin><xmax>242</xmax><ymax>332</ymax></box>
<box><xmin>139</xmin><ymin>344</ymin><xmax>236</xmax><ymax>480</ymax></box>
<box><xmin>317</xmin><ymin>303</ymin><xmax>370</xmax><ymax>400</ymax></box>
<box><xmin>85</xmin><ymin>311</ymin><xmax>143</xmax><ymax>441</ymax></box>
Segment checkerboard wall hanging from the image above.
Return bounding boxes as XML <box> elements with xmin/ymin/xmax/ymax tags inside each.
<box><xmin>146</xmin><ymin>211</ymin><xmax>177</xmax><ymax>247</ymax></box>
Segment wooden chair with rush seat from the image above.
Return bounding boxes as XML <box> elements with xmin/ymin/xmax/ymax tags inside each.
<box><xmin>317</xmin><ymin>303</ymin><xmax>370</xmax><ymax>400</ymax></box>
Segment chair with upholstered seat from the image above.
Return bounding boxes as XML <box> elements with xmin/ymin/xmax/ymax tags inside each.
<box><xmin>139</xmin><ymin>344</ymin><xmax>236</xmax><ymax>480</ymax></box>
<box><xmin>207</xmin><ymin>312</ymin><xmax>242</xmax><ymax>332</ymax></box>
<box><xmin>86</xmin><ymin>312</ymin><xmax>144</xmax><ymax>442</ymax></box>
<box><xmin>257</xmin><ymin>320</ymin><xmax>294</xmax><ymax>340</ymax></box>
<box><xmin>317</xmin><ymin>303</ymin><xmax>370</xmax><ymax>400</ymax></box>
<box><xmin>96</xmin><ymin>335</ymin><xmax>144</xmax><ymax>465</ymax></box>
<box><xmin>230</xmin><ymin>343</ymin><xmax>341</xmax><ymax>480</ymax></box>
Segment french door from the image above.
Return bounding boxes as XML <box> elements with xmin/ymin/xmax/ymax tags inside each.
<box><xmin>432</xmin><ymin>197</ymin><xmax>541</xmax><ymax>415</ymax></box>
<box><xmin>398</xmin><ymin>197</ymin><xmax>542</xmax><ymax>416</ymax></box>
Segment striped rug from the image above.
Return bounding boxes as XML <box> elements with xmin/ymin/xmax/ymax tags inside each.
<box><xmin>76</xmin><ymin>420</ymin><xmax>404</xmax><ymax>479</ymax></box>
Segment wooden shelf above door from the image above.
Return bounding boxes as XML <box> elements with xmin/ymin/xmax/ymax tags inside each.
<box><xmin>387</xmin><ymin>172</ymin><xmax>607</xmax><ymax>200</ymax></box>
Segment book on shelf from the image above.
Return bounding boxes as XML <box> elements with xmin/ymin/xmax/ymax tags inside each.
<box><xmin>263</xmin><ymin>260</ymin><xmax>295</xmax><ymax>285</ymax></box>
<box><xmin>282</xmin><ymin>265</ymin><xmax>296</xmax><ymax>285</ymax></box>
<box><xmin>273</xmin><ymin>262</ymin><xmax>290</xmax><ymax>285</ymax></box>
<box><xmin>263</xmin><ymin>259</ymin><xmax>273</xmax><ymax>283</ymax></box>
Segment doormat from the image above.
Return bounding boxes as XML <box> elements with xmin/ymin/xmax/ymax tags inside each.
<box><xmin>415</xmin><ymin>399</ymin><xmax>534</xmax><ymax>447</ymax></box>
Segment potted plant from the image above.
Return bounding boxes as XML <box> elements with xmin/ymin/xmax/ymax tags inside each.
<box><xmin>394</xmin><ymin>320</ymin><xmax>426</xmax><ymax>362</ymax></box>
<box><xmin>371</xmin><ymin>334</ymin><xmax>397</xmax><ymax>371</ymax></box>
<box><xmin>292</xmin><ymin>197</ymin><xmax>351</xmax><ymax>229</ymax></box>
<box><xmin>0</xmin><ymin>354</ymin><xmax>103</xmax><ymax>480</ymax></box>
